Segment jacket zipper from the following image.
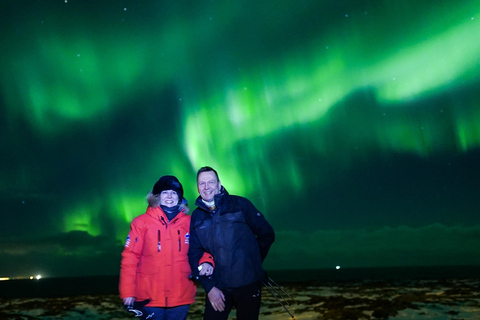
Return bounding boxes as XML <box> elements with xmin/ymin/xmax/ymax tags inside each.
<box><xmin>178</xmin><ymin>230</ymin><xmax>181</xmax><ymax>252</ymax></box>
<box><xmin>157</xmin><ymin>215</ymin><xmax>167</xmax><ymax>252</ymax></box>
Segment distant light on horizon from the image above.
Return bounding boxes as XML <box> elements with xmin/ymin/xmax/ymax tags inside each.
<box><xmin>0</xmin><ymin>276</ymin><xmax>45</xmax><ymax>281</ymax></box>
<box><xmin>336</xmin><ymin>266</ymin><xmax>341</xmax><ymax>270</ymax></box>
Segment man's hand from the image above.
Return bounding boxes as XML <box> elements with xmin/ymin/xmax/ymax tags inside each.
<box><xmin>208</xmin><ymin>287</ymin><xmax>225</xmax><ymax>312</ymax></box>
<box><xmin>198</xmin><ymin>262</ymin><xmax>214</xmax><ymax>276</ymax></box>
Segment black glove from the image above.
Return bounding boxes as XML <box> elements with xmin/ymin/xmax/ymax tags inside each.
<box><xmin>124</xmin><ymin>299</ymin><xmax>154</xmax><ymax>319</ymax></box>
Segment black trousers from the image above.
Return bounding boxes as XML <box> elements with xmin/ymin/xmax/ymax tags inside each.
<box><xmin>203</xmin><ymin>281</ymin><xmax>262</xmax><ymax>320</ymax></box>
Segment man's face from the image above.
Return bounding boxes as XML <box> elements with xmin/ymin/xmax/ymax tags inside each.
<box><xmin>197</xmin><ymin>171</ymin><xmax>222</xmax><ymax>202</ymax></box>
<box><xmin>160</xmin><ymin>190</ymin><xmax>179</xmax><ymax>207</ymax></box>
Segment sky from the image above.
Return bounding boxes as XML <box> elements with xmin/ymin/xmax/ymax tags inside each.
<box><xmin>1</xmin><ymin>0</ymin><xmax>479</xmax><ymax>278</ymax></box>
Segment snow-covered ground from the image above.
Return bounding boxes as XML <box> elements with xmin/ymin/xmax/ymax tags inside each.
<box><xmin>1</xmin><ymin>278</ymin><xmax>479</xmax><ymax>319</ymax></box>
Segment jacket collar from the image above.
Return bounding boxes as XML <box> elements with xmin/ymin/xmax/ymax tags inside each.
<box><xmin>146</xmin><ymin>206</ymin><xmax>184</xmax><ymax>223</ymax></box>
<box><xmin>195</xmin><ymin>186</ymin><xmax>229</xmax><ymax>212</ymax></box>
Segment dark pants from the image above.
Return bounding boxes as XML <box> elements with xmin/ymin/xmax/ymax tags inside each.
<box><xmin>143</xmin><ymin>304</ymin><xmax>190</xmax><ymax>320</ymax></box>
<box><xmin>204</xmin><ymin>281</ymin><xmax>262</xmax><ymax>320</ymax></box>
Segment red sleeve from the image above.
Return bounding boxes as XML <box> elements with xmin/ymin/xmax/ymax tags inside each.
<box><xmin>199</xmin><ymin>252</ymin><xmax>215</xmax><ymax>268</ymax></box>
<box><xmin>119</xmin><ymin>218</ymin><xmax>144</xmax><ymax>298</ymax></box>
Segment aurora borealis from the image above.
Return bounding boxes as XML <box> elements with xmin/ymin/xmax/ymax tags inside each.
<box><xmin>1</xmin><ymin>0</ymin><xmax>479</xmax><ymax>278</ymax></box>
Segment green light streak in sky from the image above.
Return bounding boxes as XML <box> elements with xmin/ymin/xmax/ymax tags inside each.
<box><xmin>183</xmin><ymin>6</ymin><xmax>480</xmax><ymax>178</ymax></box>
<box><xmin>457</xmin><ymin>115</ymin><xmax>480</xmax><ymax>151</ymax></box>
<box><xmin>111</xmin><ymin>195</ymin><xmax>141</xmax><ymax>223</ymax></box>
<box><xmin>64</xmin><ymin>193</ymin><xmax>155</xmax><ymax>240</ymax></box>
<box><xmin>109</xmin><ymin>194</ymin><xmax>147</xmax><ymax>240</ymax></box>
<box><xmin>63</xmin><ymin>205</ymin><xmax>102</xmax><ymax>236</ymax></box>
<box><xmin>2</xmin><ymin>1</ymin><xmax>480</xmax><ymax>237</ymax></box>
<box><xmin>373</xmin><ymin>16</ymin><xmax>480</xmax><ymax>102</ymax></box>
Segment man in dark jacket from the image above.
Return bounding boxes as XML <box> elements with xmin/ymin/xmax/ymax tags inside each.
<box><xmin>188</xmin><ymin>166</ymin><xmax>275</xmax><ymax>320</ymax></box>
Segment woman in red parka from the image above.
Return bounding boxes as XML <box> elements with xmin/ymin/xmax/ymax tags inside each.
<box><xmin>120</xmin><ymin>175</ymin><xmax>213</xmax><ymax>320</ymax></box>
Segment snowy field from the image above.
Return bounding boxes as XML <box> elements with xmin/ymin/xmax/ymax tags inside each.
<box><xmin>1</xmin><ymin>278</ymin><xmax>479</xmax><ymax>319</ymax></box>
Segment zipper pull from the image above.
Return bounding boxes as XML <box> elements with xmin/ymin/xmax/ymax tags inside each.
<box><xmin>178</xmin><ymin>230</ymin><xmax>181</xmax><ymax>251</ymax></box>
<box><xmin>158</xmin><ymin>230</ymin><xmax>161</xmax><ymax>252</ymax></box>
<box><xmin>161</xmin><ymin>216</ymin><xmax>167</xmax><ymax>227</ymax></box>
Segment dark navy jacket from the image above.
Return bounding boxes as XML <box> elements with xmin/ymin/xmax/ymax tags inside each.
<box><xmin>188</xmin><ymin>187</ymin><xmax>275</xmax><ymax>293</ymax></box>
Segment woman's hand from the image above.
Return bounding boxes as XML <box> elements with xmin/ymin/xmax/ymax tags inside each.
<box><xmin>123</xmin><ymin>297</ymin><xmax>135</xmax><ymax>306</ymax></box>
<box><xmin>198</xmin><ymin>262</ymin><xmax>214</xmax><ymax>276</ymax></box>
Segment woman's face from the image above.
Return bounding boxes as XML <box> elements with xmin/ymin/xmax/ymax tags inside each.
<box><xmin>160</xmin><ymin>190</ymin><xmax>179</xmax><ymax>207</ymax></box>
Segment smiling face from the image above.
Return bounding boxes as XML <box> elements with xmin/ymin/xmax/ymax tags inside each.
<box><xmin>197</xmin><ymin>171</ymin><xmax>222</xmax><ymax>202</ymax></box>
<box><xmin>160</xmin><ymin>190</ymin><xmax>179</xmax><ymax>207</ymax></box>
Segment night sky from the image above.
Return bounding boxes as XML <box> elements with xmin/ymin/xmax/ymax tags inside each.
<box><xmin>1</xmin><ymin>0</ymin><xmax>479</xmax><ymax>278</ymax></box>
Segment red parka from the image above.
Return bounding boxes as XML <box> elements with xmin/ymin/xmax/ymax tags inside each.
<box><xmin>119</xmin><ymin>206</ymin><xmax>211</xmax><ymax>307</ymax></box>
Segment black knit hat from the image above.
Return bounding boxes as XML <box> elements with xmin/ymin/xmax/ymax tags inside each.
<box><xmin>152</xmin><ymin>175</ymin><xmax>184</xmax><ymax>200</ymax></box>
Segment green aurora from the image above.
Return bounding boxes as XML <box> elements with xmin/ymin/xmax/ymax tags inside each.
<box><xmin>1</xmin><ymin>0</ymin><xmax>479</xmax><ymax>277</ymax></box>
